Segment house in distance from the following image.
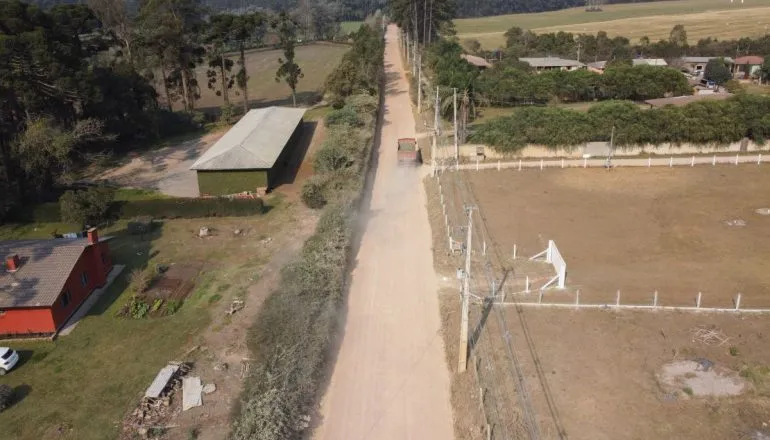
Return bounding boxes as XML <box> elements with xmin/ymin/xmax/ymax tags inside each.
<box><xmin>0</xmin><ymin>229</ymin><xmax>113</xmax><ymax>338</ymax></box>
<box><xmin>190</xmin><ymin>106</ymin><xmax>307</xmax><ymax>196</ymax></box>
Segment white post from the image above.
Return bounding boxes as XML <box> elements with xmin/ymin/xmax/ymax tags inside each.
<box><xmin>561</xmin><ymin>158</ymin><xmax>565</xmax><ymax>169</ymax></box>
<box><xmin>476</xmin><ymin>157</ymin><xmax>479</xmax><ymax>171</ymax></box>
<box><xmin>417</xmin><ymin>55</ymin><xmax>422</xmax><ymax>112</ymax></box>
<box><xmin>583</xmin><ymin>157</ymin><xmax>587</xmax><ymax>168</ymax></box>
<box><xmin>483</xmin><ymin>240</ymin><xmax>486</xmax><ymax>256</ymax></box>
<box><xmin>518</xmin><ymin>159</ymin><xmax>522</xmax><ymax>171</ymax></box>
<box><xmin>538</xmin><ymin>290</ymin><xmax>544</xmax><ymax>304</ymax></box>
<box><xmin>497</xmin><ymin>160</ymin><xmax>501</xmax><ymax>171</ymax></box>
<box><xmin>540</xmin><ymin>159</ymin><xmax>544</xmax><ymax>170</ymax></box>
<box><xmin>648</xmin><ymin>157</ymin><xmax>651</xmax><ymax>168</ymax></box>
<box><xmin>492</xmin><ymin>280</ymin><xmax>496</xmax><ymax>296</ymax></box>
<box><xmin>669</xmin><ymin>157</ymin><xmax>673</xmax><ymax>167</ymax></box>
<box><xmin>525</xmin><ymin>276</ymin><xmax>530</xmax><ymax>292</ymax></box>
<box><xmin>735</xmin><ymin>154</ymin><xmax>739</xmax><ymax>165</ymax></box>
<box><xmin>445</xmin><ymin>214</ymin><xmax>448</xmax><ymax>227</ymax></box>
<box><xmin>513</xmin><ymin>244</ymin><xmax>517</xmax><ymax>259</ymax></box>
<box><xmin>759</xmin><ymin>154</ymin><xmax>763</xmax><ymax>165</ymax></box>
<box><xmin>453</xmin><ymin>88</ymin><xmax>458</xmax><ymax>162</ymax></box>
<box><xmin>440</xmin><ymin>192</ymin><xmax>443</xmax><ymax>205</ymax></box>
<box><xmin>713</xmin><ymin>155</ymin><xmax>717</xmax><ymax>166</ymax></box>
<box><xmin>691</xmin><ymin>156</ymin><xmax>695</xmax><ymax>167</ymax></box>
<box><xmin>735</xmin><ymin>293</ymin><xmax>742</xmax><ymax>310</ymax></box>
<box><xmin>575</xmin><ymin>289</ymin><xmax>580</xmax><ymax>306</ymax></box>
<box><xmin>696</xmin><ymin>292</ymin><xmax>702</xmax><ymax>308</ymax></box>
<box><xmin>616</xmin><ymin>290</ymin><xmax>621</xmax><ymax>307</ymax></box>
<box><xmin>653</xmin><ymin>290</ymin><xmax>658</xmax><ymax>307</ymax></box>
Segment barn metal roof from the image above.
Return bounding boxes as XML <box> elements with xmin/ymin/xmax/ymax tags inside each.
<box><xmin>0</xmin><ymin>237</ymin><xmax>111</xmax><ymax>308</ymax></box>
<box><xmin>190</xmin><ymin>106</ymin><xmax>306</xmax><ymax>171</ymax></box>
<box><xmin>520</xmin><ymin>57</ymin><xmax>585</xmax><ymax>68</ymax></box>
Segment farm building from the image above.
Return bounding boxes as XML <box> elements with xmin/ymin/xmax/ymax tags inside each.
<box><xmin>0</xmin><ymin>229</ymin><xmax>113</xmax><ymax>338</ymax></box>
<box><xmin>588</xmin><ymin>58</ymin><xmax>667</xmax><ymax>73</ymax></box>
<box><xmin>732</xmin><ymin>56</ymin><xmax>764</xmax><ymax>79</ymax></box>
<box><xmin>461</xmin><ymin>54</ymin><xmax>492</xmax><ymax>69</ymax></box>
<box><xmin>677</xmin><ymin>57</ymin><xmax>735</xmax><ymax>76</ymax></box>
<box><xmin>519</xmin><ymin>57</ymin><xmax>585</xmax><ymax>72</ymax></box>
<box><xmin>190</xmin><ymin>106</ymin><xmax>307</xmax><ymax>196</ymax></box>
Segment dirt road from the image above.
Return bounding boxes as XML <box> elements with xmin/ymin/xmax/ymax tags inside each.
<box><xmin>314</xmin><ymin>25</ymin><xmax>454</xmax><ymax>440</ymax></box>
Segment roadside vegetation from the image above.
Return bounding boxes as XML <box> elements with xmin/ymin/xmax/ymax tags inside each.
<box><xmin>230</xmin><ymin>18</ymin><xmax>384</xmax><ymax>440</ymax></box>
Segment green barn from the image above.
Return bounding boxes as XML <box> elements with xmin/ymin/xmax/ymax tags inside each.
<box><xmin>190</xmin><ymin>106</ymin><xmax>307</xmax><ymax>196</ymax></box>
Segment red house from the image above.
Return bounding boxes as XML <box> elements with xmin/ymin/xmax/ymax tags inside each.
<box><xmin>0</xmin><ymin>228</ymin><xmax>113</xmax><ymax>338</ymax></box>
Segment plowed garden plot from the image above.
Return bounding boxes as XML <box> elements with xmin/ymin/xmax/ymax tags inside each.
<box><xmin>465</xmin><ymin>166</ymin><xmax>770</xmax><ymax>308</ymax></box>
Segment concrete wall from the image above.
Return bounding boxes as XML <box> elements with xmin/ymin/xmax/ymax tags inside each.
<box><xmin>459</xmin><ymin>140</ymin><xmax>770</xmax><ymax>160</ymax></box>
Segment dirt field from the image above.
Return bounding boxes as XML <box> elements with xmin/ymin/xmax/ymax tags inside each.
<box><xmin>454</xmin><ymin>0</ymin><xmax>770</xmax><ymax>48</ymax></box>
<box><xmin>170</xmin><ymin>43</ymin><xmax>349</xmax><ymax>111</ymax></box>
<box><xmin>466</xmin><ymin>166</ymin><xmax>770</xmax><ymax>309</ymax></box>
<box><xmin>501</xmin><ymin>307</ymin><xmax>770</xmax><ymax>440</ymax></box>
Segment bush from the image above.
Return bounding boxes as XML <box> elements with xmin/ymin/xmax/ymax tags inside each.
<box><xmin>301</xmin><ymin>177</ymin><xmax>327</xmax><ymax>209</ymax></box>
<box><xmin>325</xmin><ymin>106</ymin><xmax>363</xmax><ymax>127</ymax></box>
<box><xmin>114</xmin><ymin>197</ymin><xmax>264</xmax><ymax>219</ymax></box>
<box><xmin>314</xmin><ymin>143</ymin><xmax>352</xmax><ymax>173</ymax></box>
<box><xmin>60</xmin><ymin>186</ymin><xmax>116</xmax><ymax>227</ymax></box>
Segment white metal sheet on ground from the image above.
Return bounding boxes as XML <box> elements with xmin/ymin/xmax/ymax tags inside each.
<box><xmin>182</xmin><ymin>376</ymin><xmax>203</xmax><ymax>411</ymax></box>
<box><xmin>144</xmin><ymin>364</ymin><xmax>180</xmax><ymax>398</ymax></box>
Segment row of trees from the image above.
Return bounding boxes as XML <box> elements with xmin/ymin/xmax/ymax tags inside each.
<box><xmin>476</xmin><ymin>59</ymin><xmax>692</xmax><ymax>104</ymax></box>
<box><xmin>477</xmin><ymin>24</ymin><xmax>770</xmax><ymax>64</ymax></box>
<box><xmin>470</xmin><ymin>95</ymin><xmax>770</xmax><ymax>151</ymax></box>
<box><xmin>0</xmin><ymin>0</ymin><xmax>334</xmax><ymax>219</ymax></box>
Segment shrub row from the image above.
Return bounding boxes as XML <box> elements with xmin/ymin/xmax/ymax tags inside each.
<box><xmin>231</xmin><ymin>21</ymin><xmax>384</xmax><ymax>440</ymax></box>
<box><xmin>471</xmin><ymin>95</ymin><xmax>770</xmax><ymax>152</ymax></box>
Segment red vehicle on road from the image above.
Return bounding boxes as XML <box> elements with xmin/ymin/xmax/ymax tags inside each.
<box><xmin>397</xmin><ymin>138</ymin><xmax>421</xmax><ymax>165</ymax></box>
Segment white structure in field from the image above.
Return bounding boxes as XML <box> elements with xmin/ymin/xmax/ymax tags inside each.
<box><xmin>530</xmin><ymin>240</ymin><xmax>567</xmax><ymax>289</ymax></box>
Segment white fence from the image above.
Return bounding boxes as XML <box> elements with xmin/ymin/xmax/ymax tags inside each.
<box><xmin>529</xmin><ymin>240</ymin><xmax>566</xmax><ymax>289</ymax></box>
<box><xmin>451</xmin><ymin>153</ymin><xmax>765</xmax><ymax>172</ymax></box>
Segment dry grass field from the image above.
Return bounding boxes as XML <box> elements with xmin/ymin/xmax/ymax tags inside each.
<box><xmin>167</xmin><ymin>43</ymin><xmax>349</xmax><ymax>111</ymax></box>
<box><xmin>466</xmin><ymin>166</ymin><xmax>770</xmax><ymax>308</ymax></box>
<box><xmin>455</xmin><ymin>0</ymin><xmax>770</xmax><ymax>48</ymax></box>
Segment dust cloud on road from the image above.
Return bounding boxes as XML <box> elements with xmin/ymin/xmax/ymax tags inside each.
<box><xmin>313</xmin><ymin>25</ymin><xmax>454</xmax><ymax>440</ymax></box>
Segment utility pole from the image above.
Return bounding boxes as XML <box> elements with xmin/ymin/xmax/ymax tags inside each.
<box><xmin>417</xmin><ymin>54</ymin><xmax>422</xmax><ymax>112</ymax></box>
<box><xmin>458</xmin><ymin>207</ymin><xmax>474</xmax><ymax>373</ymax></box>
<box><xmin>453</xmin><ymin>88</ymin><xmax>458</xmax><ymax>162</ymax></box>
<box><xmin>435</xmin><ymin>86</ymin><xmax>441</xmax><ymax>137</ymax></box>
<box><xmin>428</xmin><ymin>0</ymin><xmax>434</xmax><ymax>44</ymax></box>
<box><xmin>576</xmin><ymin>40</ymin><xmax>583</xmax><ymax>62</ymax></box>
<box><xmin>605</xmin><ymin>125</ymin><xmax>615</xmax><ymax>169</ymax></box>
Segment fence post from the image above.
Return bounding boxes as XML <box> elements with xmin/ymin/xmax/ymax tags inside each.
<box><xmin>518</xmin><ymin>159</ymin><xmax>522</xmax><ymax>171</ymax></box>
<box><xmin>759</xmin><ymin>154</ymin><xmax>763</xmax><ymax>165</ymax></box>
<box><xmin>696</xmin><ymin>292</ymin><xmax>702</xmax><ymax>309</ymax></box>
<box><xmin>584</xmin><ymin>157</ymin><xmax>587</xmax><ymax>168</ymax></box>
<box><xmin>492</xmin><ymin>280</ymin><xmax>496</xmax><ymax>296</ymax></box>
<box><xmin>713</xmin><ymin>155</ymin><xmax>716</xmax><ymax>166</ymax></box>
<box><xmin>575</xmin><ymin>289</ymin><xmax>580</xmax><ymax>306</ymax></box>
<box><xmin>513</xmin><ymin>244</ymin><xmax>517</xmax><ymax>259</ymax></box>
<box><xmin>476</xmin><ymin>157</ymin><xmax>480</xmax><ymax>171</ymax></box>
<box><xmin>498</xmin><ymin>160</ymin><xmax>501</xmax><ymax>171</ymax></box>
<box><xmin>538</xmin><ymin>290</ymin><xmax>543</xmax><ymax>304</ymax></box>
<box><xmin>483</xmin><ymin>240</ymin><xmax>486</xmax><ymax>256</ymax></box>
<box><xmin>525</xmin><ymin>276</ymin><xmax>530</xmax><ymax>293</ymax></box>
<box><xmin>616</xmin><ymin>290</ymin><xmax>621</xmax><ymax>307</ymax></box>
<box><xmin>540</xmin><ymin>159</ymin><xmax>544</xmax><ymax>170</ymax></box>
<box><xmin>735</xmin><ymin>154</ymin><xmax>739</xmax><ymax>165</ymax></box>
<box><xmin>691</xmin><ymin>156</ymin><xmax>695</xmax><ymax>167</ymax></box>
<box><xmin>648</xmin><ymin>157</ymin><xmax>651</xmax><ymax>168</ymax></box>
<box><xmin>653</xmin><ymin>290</ymin><xmax>658</xmax><ymax>307</ymax></box>
<box><xmin>669</xmin><ymin>157</ymin><xmax>673</xmax><ymax>167</ymax></box>
<box><xmin>561</xmin><ymin>158</ymin><xmax>565</xmax><ymax>169</ymax></box>
<box><xmin>735</xmin><ymin>293</ymin><xmax>742</xmax><ymax>310</ymax></box>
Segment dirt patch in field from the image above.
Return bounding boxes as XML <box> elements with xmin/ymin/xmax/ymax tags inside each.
<box><xmin>501</xmin><ymin>308</ymin><xmax>770</xmax><ymax>440</ymax></box>
<box><xmin>466</xmin><ymin>166</ymin><xmax>770</xmax><ymax>308</ymax></box>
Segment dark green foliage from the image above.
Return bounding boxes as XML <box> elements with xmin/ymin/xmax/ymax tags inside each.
<box><xmin>704</xmin><ymin>58</ymin><xmax>733</xmax><ymax>85</ymax></box>
<box><xmin>114</xmin><ymin>197</ymin><xmax>265</xmax><ymax>219</ymax></box>
<box><xmin>60</xmin><ymin>186</ymin><xmax>116</xmax><ymax>226</ymax></box>
<box><xmin>273</xmin><ymin>12</ymin><xmax>304</xmax><ymax>107</ymax></box>
<box><xmin>472</xmin><ymin>95</ymin><xmax>770</xmax><ymax>151</ymax></box>
<box><xmin>325</xmin><ymin>24</ymin><xmax>385</xmax><ymax>104</ymax></box>
<box><xmin>325</xmin><ymin>106</ymin><xmax>363</xmax><ymax>127</ymax></box>
<box><xmin>300</xmin><ymin>177</ymin><xmax>328</xmax><ymax>209</ymax></box>
<box><xmin>0</xmin><ymin>384</ymin><xmax>13</xmax><ymax>412</ymax></box>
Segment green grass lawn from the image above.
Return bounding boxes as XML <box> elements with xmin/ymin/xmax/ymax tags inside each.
<box><xmin>456</xmin><ymin>0</ymin><xmax>770</xmax><ymax>48</ymax></box>
<box><xmin>341</xmin><ymin>21</ymin><xmax>363</xmax><ymax>33</ymax></box>
<box><xmin>0</xmin><ymin>197</ymin><xmax>295</xmax><ymax>439</ymax></box>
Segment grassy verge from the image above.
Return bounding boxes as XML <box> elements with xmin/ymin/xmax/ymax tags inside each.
<box><xmin>0</xmin><ymin>201</ymin><xmax>294</xmax><ymax>439</ymax></box>
<box><xmin>229</xmin><ymin>24</ymin><xmax>384</xmax><ymax>440</ymax></box>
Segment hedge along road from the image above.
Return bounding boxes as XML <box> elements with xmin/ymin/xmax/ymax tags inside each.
<box><xmin>314</xmin><ymin>25</ymin><xmax>454</xmax><ymax>440</ymax></box>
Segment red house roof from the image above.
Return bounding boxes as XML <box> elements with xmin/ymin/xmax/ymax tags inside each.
<box><xmin>0</xmin><ymin>236</ymin><xmax>110</xmax><ymax>308</ymax></box>
<box><xmin>734</xmin><ymin>56</ymin><xmax>764</xmax><ymax>65</ymax></box>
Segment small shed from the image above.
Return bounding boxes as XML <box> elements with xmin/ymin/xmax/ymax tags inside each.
<box><xmin>190</xmin><ymin>107</ymin><xmax>306</xmax><ymax>196</ymax></box>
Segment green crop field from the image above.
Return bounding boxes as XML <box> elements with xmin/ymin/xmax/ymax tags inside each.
<box><xmin>455</xmin><ymin>0</ymin><xmax>770</xmax><ymax>48</ymax></box>
<box><xmin>169</xmin><ymin>42</ymin><xmax>349</xmax><ymax>111</ymax></box>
